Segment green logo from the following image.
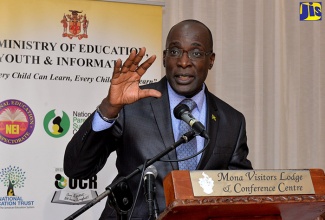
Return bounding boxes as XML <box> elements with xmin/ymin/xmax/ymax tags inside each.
<box><xmin>44</xmin><ymin>110</ymin><xmax>70</xmax><ymax>138</ymax></box>
<box><xmin>0</xmin><ymin>165</ymin><xmax>26</xmax><ymax>196</ymax></box>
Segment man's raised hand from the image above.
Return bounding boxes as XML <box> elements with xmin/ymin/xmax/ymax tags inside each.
<box><xmin>100</xmin><ymin>47</ymin><xmax>161</xmax><ymax>118</ymax></box>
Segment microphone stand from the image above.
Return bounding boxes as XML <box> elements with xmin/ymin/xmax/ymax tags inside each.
<box><xmin>64</xmin><ymin>130</ymin><xmax>196</xmax><ymax>220</ymax></box>
<box><xmin>153</xmin><ymin>196</ymin><xmax>159</xmax><ymax>219</ymax></box>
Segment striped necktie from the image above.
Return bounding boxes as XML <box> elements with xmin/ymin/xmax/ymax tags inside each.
<box><xmin>176</xmin><ymin>99</ymin><xmax>197</xmax><ymax>170</ymax></box>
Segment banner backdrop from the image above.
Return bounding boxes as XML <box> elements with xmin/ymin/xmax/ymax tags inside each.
<box><xmin>0</xmin><ymin>0</ymin><xmax>163</xmax><ymax>219</ymax></box>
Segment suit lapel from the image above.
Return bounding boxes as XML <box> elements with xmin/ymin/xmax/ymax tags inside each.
<box><xmin>149</xmin><ymin>79</ymin><xmax>219</xmax><ymax>170</ymax></box>
<box><xmin>150</xmin><ymin>78</ymin><xmax>179</xmax><ymax>170</ymax></box>
<box><xmin>197</xmin><ymin>92</ymin><xmax>219</xmax><ymax>170</ymax></box>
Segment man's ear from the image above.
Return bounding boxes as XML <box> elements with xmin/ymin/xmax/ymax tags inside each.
<box><xmin>209</xmin><ymin>53</ymin><xmax>216</xmax><ymax>70</ymax></box>
<box><xmin>163</xmin><ymin>50</ymin><xmax>166</xmax><ymax>67</ymax></box>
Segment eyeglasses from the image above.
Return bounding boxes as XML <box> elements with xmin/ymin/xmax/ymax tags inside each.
<box><xmin>164</xmin><ymin>48</ymin><xmax>212</xmax><ymax>60</ymax></box>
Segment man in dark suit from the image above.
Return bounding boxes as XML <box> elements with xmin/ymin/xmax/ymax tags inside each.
<box><xmin>64</xmin><ymin>19</ymin><xmax>252</xmax><ymax>219</ymax></box>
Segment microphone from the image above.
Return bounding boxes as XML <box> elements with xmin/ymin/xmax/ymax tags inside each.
<box><xmin>143</xmin><ymin>165</ymin><xmax>158</xmax><ymax>218</ymax></box>
<box><xmin>174</xmin><ymin>103</ymin><xmax>209</xmax><ymax>139</ymax></box>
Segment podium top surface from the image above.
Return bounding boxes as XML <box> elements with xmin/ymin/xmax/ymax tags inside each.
<box><xmin>159</xmin><ymin>169</ymin><xmax>325</xmax><ymax>220</ymax></box>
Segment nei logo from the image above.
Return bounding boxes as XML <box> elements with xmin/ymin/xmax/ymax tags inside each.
<box><xmin>0</xmin><ymin>99</ymin><xmax>35</xmax><ymax>144</ymax></box>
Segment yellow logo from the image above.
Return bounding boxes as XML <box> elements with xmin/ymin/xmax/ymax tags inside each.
<box><xmin>300</xmin><ymin>2</ymin><xmax>322</xmax><ymax>21</ymax></box>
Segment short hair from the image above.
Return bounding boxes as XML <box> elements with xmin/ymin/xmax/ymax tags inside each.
<box><xmin>167</xmin><ymin>19</ymin><xmax>213</xmax><ymax>50</ymax></box>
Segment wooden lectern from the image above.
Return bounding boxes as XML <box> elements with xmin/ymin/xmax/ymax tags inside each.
<box><xmin>158</xmin><ymin>169</ymin><xmax>325</xmax><ymax>220</ymax></box>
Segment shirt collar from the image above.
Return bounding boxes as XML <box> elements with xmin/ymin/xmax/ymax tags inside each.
<box><xmin>167</xmin><ymin>82</ymin><xmax>205</xmax><ymax>113</ymax></box>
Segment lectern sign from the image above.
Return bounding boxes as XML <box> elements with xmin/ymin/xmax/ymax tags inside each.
<box><xmin>190</xmin><ymin>170</ymin><xmax>315</xmax><ymax>196</ymax></box>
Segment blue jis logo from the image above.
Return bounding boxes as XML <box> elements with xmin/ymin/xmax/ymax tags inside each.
<box><xmin>300</xmin><ymin>2</ymin><xmax>322</xmax><ymax>21</ymax></box>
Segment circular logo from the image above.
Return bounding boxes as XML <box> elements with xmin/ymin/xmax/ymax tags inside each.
<box><xmin>43</xmin><ymin>110</ymin><xmax>70</xmax><ymax>138</ymax></box>
<box><xmin>55</xmin><ymin>174</ymin><xmax>67</xmax><ymax>189</ymax></box>
<box><xmin>0</xmin><ymin>99</ymin><xmax>35</xmax><ymax>145</ymax></box>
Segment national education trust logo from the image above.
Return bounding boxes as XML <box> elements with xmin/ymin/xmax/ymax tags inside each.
<box><xmin>0</xmin><ymin>165</ymin><xmax>35</xmax><ymax>209</ymax></box>
<box><xmin>0</xmin><ymin>99</ymin><xmax>35</xmax><ymax>145</ymax></box>
<box><xmin>43</xmin><ymin>110</ymin><xmax>70</xmax><ymax>138</ymax></box>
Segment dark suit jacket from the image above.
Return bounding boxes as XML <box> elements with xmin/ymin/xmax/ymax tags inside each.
<box><xmin>64</xmin><ymin>76</ymin><xmax>252</xmax><ymax>219</ymax></box>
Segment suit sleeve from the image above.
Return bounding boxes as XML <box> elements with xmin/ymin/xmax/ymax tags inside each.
<box><xmin>228</xmin><ymin>114</ymin><xmax>253</xmax><ymax>170</ymax></box>
<box><xmin>63</xmin><ymin>111</ymin><xmax>121</xmax><ymax>179</ymax></box>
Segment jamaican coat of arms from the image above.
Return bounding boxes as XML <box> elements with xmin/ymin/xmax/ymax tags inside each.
<box><xmin>61</xmin><ymin>10</ymin><xmax>89</xmax><ymax>40</ymax></box>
